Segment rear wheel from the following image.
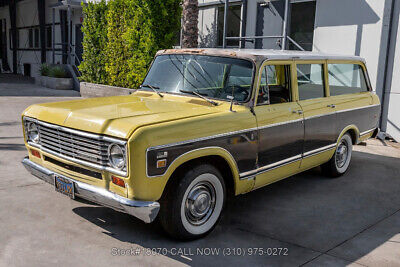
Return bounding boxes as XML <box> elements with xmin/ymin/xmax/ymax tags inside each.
<box><xmin>159</xmin><ymin>164</ymin><xmax>226</xmax><ymax>240</ymax></box>
<box><xmin>322</xmin><ymin>133</ymin><xmax>353</xmax><ymax>178</ymax></box>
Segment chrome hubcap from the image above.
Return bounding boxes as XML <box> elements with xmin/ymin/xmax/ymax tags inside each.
<box><xmin>185</xmin><ymin>182</ymin><xmax>216</xmax><ymax>226</ymax></box>
<box><xmin>336</xmin><ymin>140</ymin><xmax>349</xmax><ymax>168</ymax></box>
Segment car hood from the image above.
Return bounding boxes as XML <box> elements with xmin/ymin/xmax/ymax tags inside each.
<box><xmin>23</xmin><ymin>95</ymin><xmax>219</xmax><ymax>139</ymax></box>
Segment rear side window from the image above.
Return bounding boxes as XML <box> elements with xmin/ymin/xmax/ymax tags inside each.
<box><xmin>296</xmin><ymin>64</ymin><xmax>325</xmax><ymax>100</ymax></box>
<box><xmin>328</xmin><ymin>64</ymin><xmax>369</xmax><ymax>96</ymax></box>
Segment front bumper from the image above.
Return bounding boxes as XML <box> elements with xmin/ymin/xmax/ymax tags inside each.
<box><xmin>22</xmin><ymin>157</ymin><xmax>160</xmax><ymax>223</ymax></box>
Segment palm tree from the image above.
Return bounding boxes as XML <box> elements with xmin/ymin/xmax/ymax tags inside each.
<box><xmin>181</xmin><ymin>0</ymin><xmax>198</xmax><ymax>48</ymax></box>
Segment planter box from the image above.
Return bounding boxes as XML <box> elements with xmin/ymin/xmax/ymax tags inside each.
<box><xmin>80</xmin><ymin>82</ymin><xmax>136</xmax><ymax>98</ymax></box>
<box><xmin>36</xmin><ymin>76</ymin><xmax>74</xmax><ymax>90</ymax></box>
<box><xmin>45</xmin><ymin>76</ymin><xmax>74</xmax><ymax>90</ymax></box>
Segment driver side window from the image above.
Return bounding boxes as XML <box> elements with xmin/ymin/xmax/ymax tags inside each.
<box><xmin>258</xmin><ymin>64</ymin><xmax>292</xmax><ymax>105</ymax></box>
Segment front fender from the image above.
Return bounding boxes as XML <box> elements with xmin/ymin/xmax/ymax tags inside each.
<box><xmin>161</xmin><ymin>146</ymin><xmax>240</xmax><ymax>179</ymax></box>
<box><xmin>132</xmin><ymin>146</ymin><xmax>254</xmax><ymax>201</ymax></box>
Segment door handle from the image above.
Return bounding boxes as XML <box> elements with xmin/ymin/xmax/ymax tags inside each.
<box><xmin>327</xmin><ymin>104</ymin><xmax>336</xmax><ymax>108</ymax></box>
<box><xmin>293</xmin><ymin>110</ymin><xmax>303</xmax><ymax>115</ymax></box>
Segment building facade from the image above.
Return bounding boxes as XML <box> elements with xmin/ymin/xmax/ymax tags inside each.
<box><xmin>0</xmin><ymin>0</ymin><xmax>85</xmax><ymax>79</ymax></box>
<box><xmin>197</xmin><ymin>0</ymin><xmax>400</xmax><ymax>141</ymax></box>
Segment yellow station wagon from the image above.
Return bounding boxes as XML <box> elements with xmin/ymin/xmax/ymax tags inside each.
<box><xmin>22</xmin><ymin>49</ymin><xmax>380</xmax><ymax>240</ymax></box>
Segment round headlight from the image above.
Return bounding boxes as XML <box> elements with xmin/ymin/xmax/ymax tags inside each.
<box><xmin>27</xmin><ymin>122</ymin><xmax>39</xmax><ymax>144</ymax></box>
<box><xmin>108</xmin><ymin>144</ymin><xmax>125</xmax><ymax>170</ymax></box>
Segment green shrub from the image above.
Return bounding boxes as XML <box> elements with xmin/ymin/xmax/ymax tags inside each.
<box><xmin>48</xmin><ymin>66</ymin><xmax>69</xmax><ymax>78</ymax></box>
<box><xmin>79</xmin><ymin>0</ymin><xmax>108</xmax><ymax>84</ymax></box>
<box><xmin>39</xmin><ymin>63</ymin><xmax>50</xmax><ymax>76</ymax></box>
<box><xmin>79</xmin><ymin>0</ymin><xmax>181</xmax><ymax>88</ymax></box>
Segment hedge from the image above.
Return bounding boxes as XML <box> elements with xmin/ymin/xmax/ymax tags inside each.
<box><xmin>79</xmin><ymin>0</ymin><xmax>181</xmax><ymax>88</ymax></box>
<box><xmin>79</xmin><ymin>0</ymin><xmax>108</xmax><ymax>84</ymax></box>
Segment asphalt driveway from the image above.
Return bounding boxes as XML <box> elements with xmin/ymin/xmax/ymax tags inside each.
<box><xmin>1</xmin><ymin>80</ymin><xmax>399</xmax><ymax>267</ymax></box>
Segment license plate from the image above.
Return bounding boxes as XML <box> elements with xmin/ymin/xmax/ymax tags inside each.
<box><xmin>54</xmin><ymin>176</ymin><xmax>75</xmax><ymax>199</ymax></box>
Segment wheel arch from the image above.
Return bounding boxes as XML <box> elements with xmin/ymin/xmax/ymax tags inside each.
<box><xmin>160</xmin><ymin>147</ymin><xmax>242</xmax><ymax>200</ymax></box>
<box><xmin>337</xmin><ymin>125</ymin><xmax>360</xmax><ymax>145</ymax></box>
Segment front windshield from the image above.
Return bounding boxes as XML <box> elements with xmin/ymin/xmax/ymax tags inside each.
<box><xmin>141</xmin><ymin>54</ymin><xmax>254</xmax><ymax>102</ymax></box>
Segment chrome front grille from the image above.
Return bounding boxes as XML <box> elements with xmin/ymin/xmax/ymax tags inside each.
<box><xmin>24</xmin><ymin>118</ymin><xmax>127</xmax><ymax>176</ymax></box>
<box><xmin>39</xmin><ymin>124</ymin><xmax>110</xmax><ymax>166</ymax></box>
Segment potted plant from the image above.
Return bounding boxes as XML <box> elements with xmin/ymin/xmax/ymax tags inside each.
<box><xmin>36</xmin><ymin>63</ymin><xmax>50</xmax><ymax>87</ymax></box>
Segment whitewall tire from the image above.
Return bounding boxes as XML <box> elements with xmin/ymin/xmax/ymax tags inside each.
<box><xmin>159</xmin><ymin>164</ymin><xmax>226</xmax><ymax>240</ymax></box>
<box><xmin>322</xmin><ymin>133</ymin><xmax>353</xmax><ymax>177</ymax></box>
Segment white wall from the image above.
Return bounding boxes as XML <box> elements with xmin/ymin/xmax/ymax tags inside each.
<box><xmin>198</xmin><ymin>6</ymin><xmax>218</xmax><ymax>47</ymax></box>
<box><xmin>313</xmin><ymin>0</ymin><xmax>384</xmax><ymax>91</ymax></box>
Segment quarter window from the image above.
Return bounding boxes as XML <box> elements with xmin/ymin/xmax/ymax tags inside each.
<box><xmin>328</xmin><ymin>64</ymin><xmax>369</xmax><ymax>96</ymax></box>
<box><xmin>297</xmin><ymin>64</ymin><xmax>325</xmax><ymax>100</ymax></box>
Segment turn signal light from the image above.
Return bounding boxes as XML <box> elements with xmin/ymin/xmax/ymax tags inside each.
<box><xmin>157</xmin><ymin>159</ymin><xmax>167</xmax><ymax>168</ymax></box>
<box><xmin>30</xmin><ymin>149</ymin><xmax>41</xmax><ymax>159</ymax></box>
<box><xmin>111</xmin><ymin>176</ymin><xmax>125</xmax><ymax>188</ymax></box>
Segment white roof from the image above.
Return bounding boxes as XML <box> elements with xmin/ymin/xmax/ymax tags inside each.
<box><xmin>158</xmin><ymin>48</ymin><xmax>365</xmax><ymax>63</ymax></box>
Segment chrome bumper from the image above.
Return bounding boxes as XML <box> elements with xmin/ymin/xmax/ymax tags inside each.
<box><xmin>22</xmin><ymin>157</ymin><xmax>160</xmax><ymax>223</ymax></box>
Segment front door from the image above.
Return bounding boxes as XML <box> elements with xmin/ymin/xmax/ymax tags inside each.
<box><xmin>295</xmin><ymin>62</ymin><xmax>337</xmax><ymax>166</ymax></box>
<box><xmin>250</xmin><ymin>62</ymin><xmax>305</xmax><ymax>188</ymax></box>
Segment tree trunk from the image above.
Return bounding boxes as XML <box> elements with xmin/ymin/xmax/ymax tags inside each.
<box><xmin>181</xmin><ymin>0</ymin><xmax>198</xmax><ymax>48</ymax></box>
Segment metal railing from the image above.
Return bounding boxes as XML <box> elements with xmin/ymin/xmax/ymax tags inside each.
<box><xmin>52</xmin><ymin>42</ymin><xmax>81</xmax><ymax>65</ymax></box>
<box><xmin>221</xmin><ymin>0</ymin><xmax>306</xmax><ymax>51</ymax></box>
<box><xmin>224</xmin><ymin>35</ymin><xmax>306</xmax><ymax>51</ymax></box>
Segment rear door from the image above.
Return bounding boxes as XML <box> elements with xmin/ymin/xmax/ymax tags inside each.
<box><xmin>295</xmin><ymin>61</ymin><xmax>338</xmax><ymax>162</ymax></box>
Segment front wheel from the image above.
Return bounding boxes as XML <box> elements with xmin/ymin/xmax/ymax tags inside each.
<box><xmin>159</xmin><ymin>164</ymin><xmax>226</xmax><ymax>240</ymax></box>
<box><xmin>322</xmin><ymin>133</ymin><xmax>353</xmax><ymax>178</ymax></box>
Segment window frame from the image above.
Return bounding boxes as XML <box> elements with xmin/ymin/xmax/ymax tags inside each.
<box><xmin>216</xmin><ymin>3</ymin><xmax>243</xmax><ymax>48</ymax></box>
<box><xmin>326</xmin><ymin>60</ymin><xmax>372</xmax><ymax>96</ymax></box>
<box><xmin>294</xmin><ymin>60</ymin><xmax>328</xmax><ymax>101</ymax></box>
<box><xmin>255</xmin><ymin>60</ymin><xmax>297</xmax><ymax>106</ymax></box>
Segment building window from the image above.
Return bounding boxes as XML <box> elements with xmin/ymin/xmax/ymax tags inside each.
<box><xmin>46</xmin><ymin>26</ymin><xmax>52</xmax><ymax>48</ymax></box>
<box><xmin>217</xmin><ymin>4</ymin><xmax>241</xmax><ymax>47</ymax></box>
<box><xmin>28</xmin><ymin>28</ymin><xmax>34</xmax><ymax>48</ymax></box>
<box><xmin>26</xmin><ymin>27</ymin><xmax>41</xmax><ymax>49</ymax></box>
<box><xmin>289</xmin><ymin>1</ymin><xmax>316</xmax><ymax>51</ymax></box>
<box><xmin>34</xmin><ymin>28</ymin><xmax>40</xmax><ymax>48</ymax></box>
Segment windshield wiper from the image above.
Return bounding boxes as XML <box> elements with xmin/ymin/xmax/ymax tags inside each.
<box><xmin>179</xmin><ymin>90</ymin><xmax>218</xmax><ymax>106</ymax></box>
<box><xmin>140</xmin><ymin>84</ymin><xmax>164</xmax><ymax>97</ymax></box>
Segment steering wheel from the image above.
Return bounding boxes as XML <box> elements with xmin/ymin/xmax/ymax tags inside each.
<box><xmin>224</xmin><ymin>85</ymin><xmax>249</xmax><ymax>101</ymax></box>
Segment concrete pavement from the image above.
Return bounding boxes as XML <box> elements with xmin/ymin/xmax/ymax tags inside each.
<box><xmin>0</xmin><ymin>74</ymin><xmax>80</xmax><ymax>97</ymax></box>
<box><xmin>0</xmin><ymin>82</ymin><xmax>399</xmax><ymax>266</ymax></box>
